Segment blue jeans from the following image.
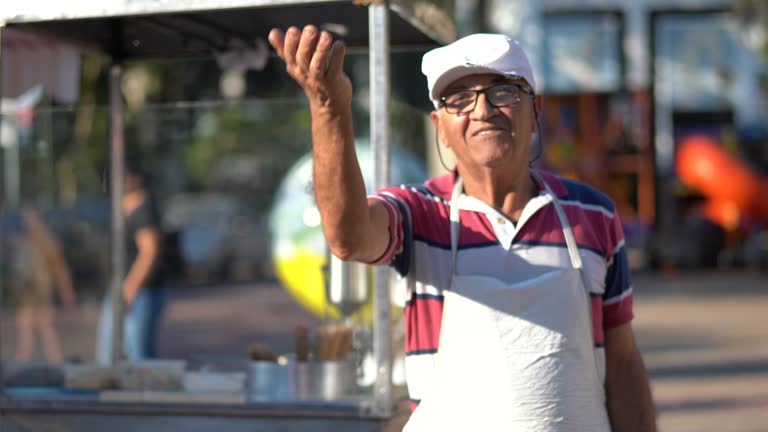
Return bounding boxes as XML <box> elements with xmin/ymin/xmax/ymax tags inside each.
<box><xmin>96</xmin><ymin>287</ymin><xmax>168</xmax><ymax>364</ymax></box>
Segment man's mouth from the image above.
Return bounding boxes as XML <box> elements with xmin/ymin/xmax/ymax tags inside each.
<box><xmin>473</xmin><ymin>127</ymin><xmax>514</xmax><ymax>137</ymax></box>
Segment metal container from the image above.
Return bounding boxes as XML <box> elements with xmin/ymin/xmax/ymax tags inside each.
<box><xmin>287</xmin><ymin>361</ymin><xmax>311</xmax><ymax>400</ymax></box>
<box><xmin>308</xmin><ymin>360</ymin><xmax>357</xmax><ymax>400</ymax></box>
<box><xmin>247</xmin><ymin>359</ymin><xmax>357</xmax><ymax>401</ymax></box>
<box><xmin>246</xmin><ymin>361</ymin><xmax>289</xmax><ymax>401</ymax></box>
<box><xmin>327</xmin><ymin>257</ymin><xmax>369</xmax><ymax>316</ymax></box>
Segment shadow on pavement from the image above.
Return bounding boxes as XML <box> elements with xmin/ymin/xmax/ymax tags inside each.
<box><xmin>649</xmin><ymin>359</ymin><xmax>768</xmax><ymax>380</ymax></box>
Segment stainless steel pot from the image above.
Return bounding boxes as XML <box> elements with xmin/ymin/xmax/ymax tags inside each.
<box><xmin>307</xmin><ymin>360</ymin><xmax>356</xmax><ymax>400</ymax></box>
<box><xmin>247</xmin><ymin>359</ymin><xmax>356</xmax><ymax>401</ymax></box>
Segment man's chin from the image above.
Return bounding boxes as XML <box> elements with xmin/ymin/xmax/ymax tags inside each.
<box><xmin>473</xmin><ymin>156</ymin><xmax>513</xmax><ymax>170</ymax></box>
<box><xmin>475</xmin><ymin>146</ymin><xmax>514</xmax><ymax>163</ymax></box>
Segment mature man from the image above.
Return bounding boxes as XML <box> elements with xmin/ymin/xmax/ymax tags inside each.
<box><xmin>268</xmin><ymin>27</ymin><xmax>656</xmax><ymax>431</ymax></box>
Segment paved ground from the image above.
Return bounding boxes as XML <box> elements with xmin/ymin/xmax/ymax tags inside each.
<box><xmin>631</xmin><ymin>271</ymin><xmax>768</xmax><ymax>432</ymax></box>
<box><xmin>2</xmin><ymin>270</ymin><xmax>767</xmax><ymax>430</ymax></box>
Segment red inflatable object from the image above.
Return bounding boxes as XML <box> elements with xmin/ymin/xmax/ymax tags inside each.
<box><xmin>676</xmin><ymin>136</ymin><xmax>768</xmax><ymax>223</ymax></box>
<box><xmin>701</xmin><ymin>199</ymin><xmax>741</xmax><ymax>231</ymax></box>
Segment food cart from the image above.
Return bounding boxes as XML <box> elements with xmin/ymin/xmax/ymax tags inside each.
<box><xmin>0</xmin><ymin>1</ymin><xmax>454</xmax><ymax>430</ymax></box>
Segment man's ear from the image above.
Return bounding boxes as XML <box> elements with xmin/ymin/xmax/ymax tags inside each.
<box><xmin>430</xmin><ymin>109</ymin><xmax>440</xmax><ymax>129</ymax></box>
<box><xmin>430</xmin><ymin>110</ymin><xmax>448</xmax><ymax>148</ymax></box>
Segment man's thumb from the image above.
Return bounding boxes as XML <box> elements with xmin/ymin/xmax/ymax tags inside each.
<box><xmin>327</xmin><ymin>40</ymin><xmax>346</xmax><ymax>77</ymax></box>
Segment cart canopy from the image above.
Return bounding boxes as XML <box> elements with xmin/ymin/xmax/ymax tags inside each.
<box><xmin>1</xmin><ymin>0</ymin><xmax>455</xmax><ymax>60</ymax></box>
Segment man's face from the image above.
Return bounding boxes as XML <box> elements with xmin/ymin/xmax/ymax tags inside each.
<box><xmin>431</xmin><ymin>74</ymin><xmax>536</xmax><ymax>172</ymax></box>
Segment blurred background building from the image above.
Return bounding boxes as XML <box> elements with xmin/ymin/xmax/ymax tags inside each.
<box><xmin>458</xmin><ymin>0</ymin><xmax>768</xmax><ymax>271</ymax></box>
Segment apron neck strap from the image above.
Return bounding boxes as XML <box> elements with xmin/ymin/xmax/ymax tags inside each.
<box><xmin>531</xmin><ymin>171</ymin><xmax>583</xmax><ymax>270</ymax></box>
<box><xmin>449</xmin><ymin>177</ymin><xmax>463</xmax><ymax>278</ymax></box>
<box><xmin>450</xmin><ymin>171</ymin><xmax>584</xmax><ymax>273</ymax></box>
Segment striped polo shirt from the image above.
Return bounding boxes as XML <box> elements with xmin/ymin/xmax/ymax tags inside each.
<box><xmin>368</xmin><ymin>170</ymin><xmax>634</xmax><ymax>410</ymax></box>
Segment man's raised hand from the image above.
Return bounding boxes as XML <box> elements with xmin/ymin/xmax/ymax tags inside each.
<box><xmin>268</xmin><ymin>26</ymin><xmax>352</xmax><ymax>112</ymax></box>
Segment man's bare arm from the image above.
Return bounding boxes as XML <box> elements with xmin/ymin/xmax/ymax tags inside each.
<box><xmin>268</xmin><ymin>26</ymin><xmax>390</xmax><ymax>263</ymax></box>
<box><xmin>605</xmin><ymin>323</ymin><xmax>657</xmax><ymax>432</ymax></box>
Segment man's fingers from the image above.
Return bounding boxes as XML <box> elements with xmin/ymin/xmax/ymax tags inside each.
<box><xmin>308</xmin><ymin>31</ymin><xmax>333</xmax><ymax>77</ymax></box>
<box><xmin>267</xmin><ymin>28</ymin><xmax>286</xmax><ymax>59</ymax></box>
<box><xmin>326</xmin><ymin>40</ymin><xmax>347</xmax><ymax>78</ymax></box>
<box><xmin>282</xmin><ymin>26</ymin><xmax>301</xmax><ymax>66</ymax></box>
<box><xmin>270</xmin><ymin>25</ymin><xmax>348</xmax><ymax>96</ymax></box>
<box><xmin>296</xmin><ymin>25</ymin><xmax>320</xmax><ymax>71</ymax></box>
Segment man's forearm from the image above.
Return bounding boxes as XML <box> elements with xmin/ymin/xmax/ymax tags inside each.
<box><xmin>606</xmin><ymin>346</ymin><xmax>657</xmax><ymax>432</ymax></box>
<box><xmin>310</xmin><ymin>107</ymin><xmax>372</xmax><ymax>259</ymax></box>
<box><xmin>268</xmin><ymin>26</ymin><xmax>383</xmax><ymax>262</ymax></box>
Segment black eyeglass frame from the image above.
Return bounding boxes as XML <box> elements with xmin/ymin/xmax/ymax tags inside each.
<box><xmin>439</xmin><ymin>82</ymin><xmax>535</xmax><ymax>115</ymax></box>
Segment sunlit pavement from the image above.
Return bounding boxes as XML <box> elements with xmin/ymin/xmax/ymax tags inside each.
<box><xmin>2</xmin><ymin>270</ymin><xmax>767</xmax><ymax>430</ymax></box>
<box><xmin>631</xmin><ymin>271</ymin><xmax>768</xmax><ymax>432</ymax></box>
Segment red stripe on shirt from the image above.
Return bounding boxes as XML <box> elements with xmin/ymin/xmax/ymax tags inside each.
<box><xmin>592</xmin><ymin>297</ymin><xmax>605</xmax><ymax>345</ymax></box>
<box><xmin>517</xmin><ymin>205</ymin><xmax>618</xmax><ymax>258</ymax></box>
<box><xmin>368</xmin><ymin>195</ymin><xmax>403</xmax><ymax>264</ymax></box>
<box><xmin>603</xmin><ymin>295</ymin><xmax>634</xmax><ymax>329</ymax></box>
<box><xmin>405</xmin><ymin>297</ymin><xmax>444</xmax><ymax>353</ymax></box>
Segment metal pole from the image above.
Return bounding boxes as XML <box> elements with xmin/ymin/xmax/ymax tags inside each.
<box><xmin>369</xmin><ymin>0</ymin><xmax>392</xmax><ymax>418</ymax></box>
<box><xmin>0</xmin><ymin>23</ymin><xmax>6</xmax><ymax>360</ymax></box>
<box><xmin>109</xmin><ymin>64</ymin><xmax>126</xmax><ymax>364</ymax></box>
<box><xmin>0</xmin><ymin>25</ymin><xmax>20</xmax><ymax>210</ymax></box>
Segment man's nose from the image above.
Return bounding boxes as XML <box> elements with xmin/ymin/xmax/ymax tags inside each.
<box><xmin>470</xmin><ymin>92</ymin><xmax>497</xmax><ymax>119</ymax></box>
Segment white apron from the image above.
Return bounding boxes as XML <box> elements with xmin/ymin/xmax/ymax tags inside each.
<box><xmin>403</xmin><ymin>172</ymin><xmax>612</xmax><ymax>432</ymax></box>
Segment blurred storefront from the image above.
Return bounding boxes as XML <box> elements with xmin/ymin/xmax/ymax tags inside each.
<box><xmin>477</xmin><ymin>0</ymin><xmax>768</xmax><ymax>270</ymax></box>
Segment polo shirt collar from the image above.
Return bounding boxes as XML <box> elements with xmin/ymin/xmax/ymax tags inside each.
<box><xmin>451</xmin><ymin>168</ymin><xmax>561</xmax><ymax>250</ymax></box>
<box><xmin>444</xmin><ymin>167</ymin><xmax>568</xmax><ymax>199</ymax></box>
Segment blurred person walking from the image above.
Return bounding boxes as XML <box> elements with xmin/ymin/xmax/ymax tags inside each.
<box><xmin>11</xmin><ymin>208</ymin><xmax>76</xmax><ymax>363</ymax></box>
<box><xmin>97</xmin><ymin>162</ymin><xmax>168</xmax><ymax>363</ymax></box>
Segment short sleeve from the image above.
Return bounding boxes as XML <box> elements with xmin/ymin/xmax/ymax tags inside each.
<box><xmin>128</xmin><ymin>199</ymin><xmax>161</xmax><ymax>233</ymax></box>
<box><xmin>602</xmin><ymin>213</ymin><xmax>634</xmax><ymax>329</ymax></box>
<box><xmin>367</xmin><ymin>187</ymin><xmax>414</xmax><ymax>277</ymax></box>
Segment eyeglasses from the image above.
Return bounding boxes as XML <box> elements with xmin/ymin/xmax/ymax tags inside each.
<box><xmin>440</xmin><ymin>83</ymin><xmax>534</xmax><ymax>115</ymax></box>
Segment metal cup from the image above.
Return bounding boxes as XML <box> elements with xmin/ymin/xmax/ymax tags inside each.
<box><xmin>308</xmin><ymin>360</ymin><xmax>356</xmax><ymax>400</ymax></box>
<box><xmin>247</xmin><ymin>361</ymin><xmax>289</xmax><ymax>401</ymax></box>
<box><xmin>287</xmin><ymin>360</ymin><xmax>311</xmax><ymax>400</ymax></box>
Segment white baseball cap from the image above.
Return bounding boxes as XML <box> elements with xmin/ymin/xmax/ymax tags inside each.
<box><xmin>422</xmin><ymin>33</ymin><xmax>536</xmax><ymax>108</ymax></box>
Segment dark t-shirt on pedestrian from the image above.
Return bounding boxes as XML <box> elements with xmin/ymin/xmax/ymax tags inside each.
<box><xmin>125</xmin><ymin>197</ymin><xmax>166</xmax><ymax>288</ymax></box>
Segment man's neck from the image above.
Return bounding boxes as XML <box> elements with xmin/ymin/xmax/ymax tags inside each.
<box><xmin>459</xmin><ymin>166</ymin><xmax>535</xmax><ymax>221</ymax></box>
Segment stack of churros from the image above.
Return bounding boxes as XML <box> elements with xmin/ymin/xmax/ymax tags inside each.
<box><xmin>314</xmin><ymin>323</ymin><xmax>354</xmax><ymax>362</ymax></box>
